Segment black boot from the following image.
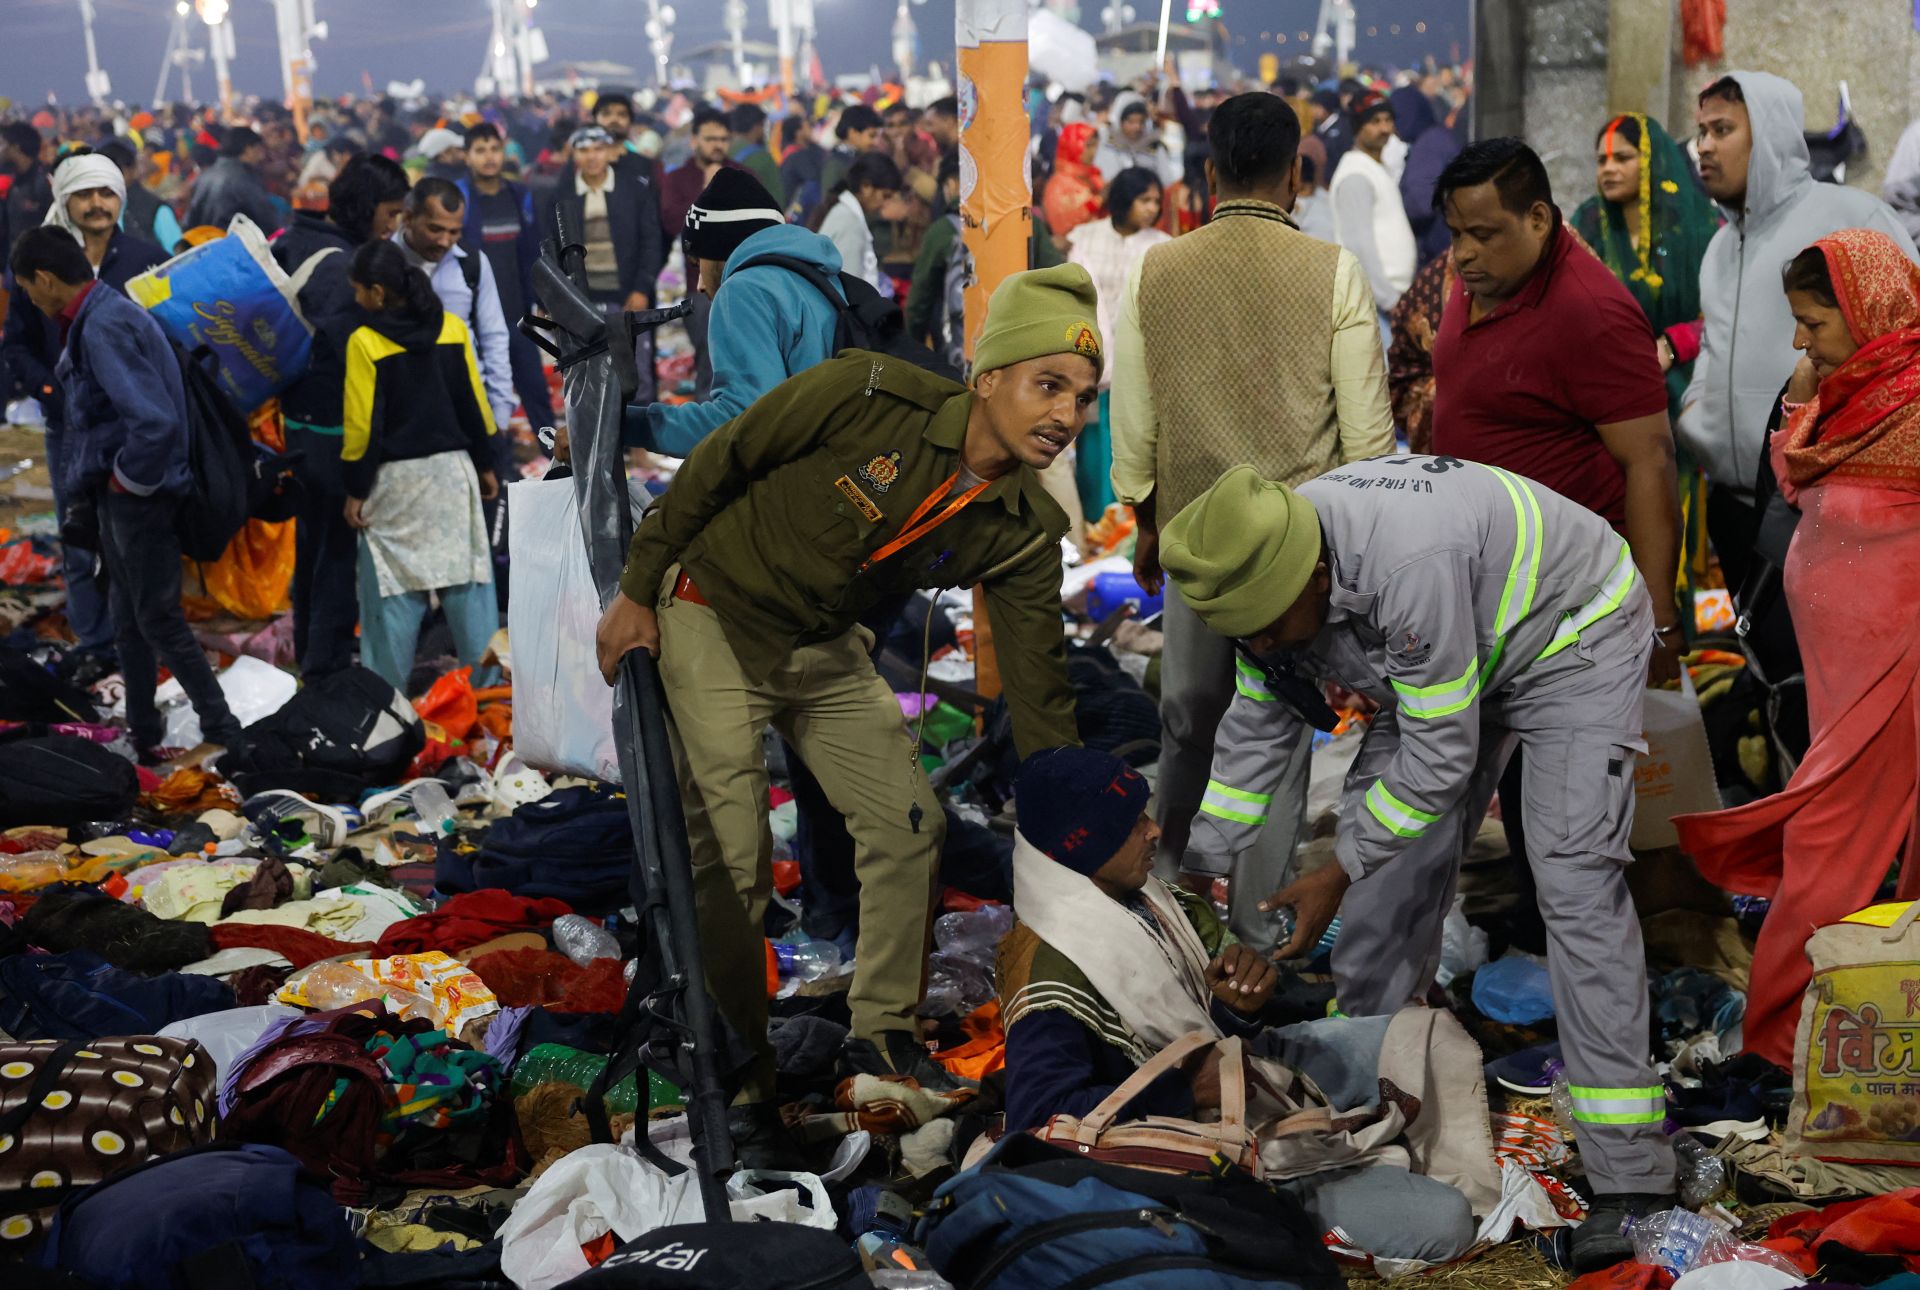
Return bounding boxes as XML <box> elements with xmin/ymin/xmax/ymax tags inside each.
<box><xmin>726</xmin><ymin>1101</ymin><xmax>809</xmax><ymax>1172</ymax></box>
<box><xmin>1570</xmin><ymin>1192</ymin><xmax>1676</xmax><ymax>1273</ymax></box>
<box><xmin>840</xmin><ymin>1030</ymin><xmax>976</xmax><ymax>1094</ymax></box>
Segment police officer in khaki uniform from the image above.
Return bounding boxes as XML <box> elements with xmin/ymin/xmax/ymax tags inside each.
<box><xmin>596</xmin><ymin>263</ymin><xmax>1103</xmax><ymax>1156</ymax></box>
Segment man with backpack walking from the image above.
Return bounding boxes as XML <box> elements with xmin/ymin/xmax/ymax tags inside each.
<box><xmin>593</xmin><ymin>263</ymin><xmax>1100</xmax><ymax>1163</ymax></box>
<box><xmin>10</xmin><ymin>227</ymin><xmax>244</xmax><ymax>760</ymax></box>
<box><xmin>393</xmin><ymin>178</ymin><xmax>517</xmax><ymax>437</ymax></box>
<box><xmin>619</xmin><ymin>169</ymin><xmax>843</xmax><ymax>457</ymax></box>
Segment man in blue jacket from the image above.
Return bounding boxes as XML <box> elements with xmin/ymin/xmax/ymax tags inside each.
<box><xmin>1</xmin><ymin>152</ymin><xmax>166</xmax><ymax>670</ymax></box>
<box><xmin>459</xmin><ymin>122</ymin><xmax>555</xmax><ymax>437</ymax></box>
<box><xmin>12</xmin><ymin>227</ymin><xmax>244</xmax><ymax>758</ymax></box>
<box><xmin>620</xmin><ymin>168</ymin><xmax>845</xmax><ymax>457</ymax></box>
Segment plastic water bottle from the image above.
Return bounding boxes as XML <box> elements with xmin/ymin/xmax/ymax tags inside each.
<box><xmin>1674</xmin><ymin>1133</ymin><xmax>1730</xmax><ymax>1209</ymax></box>
<box><xmin>773</xmin><ymin>939</ymin><xmax>843</xmax><ymax>984</ymax></box>
<box><xmin>1268</xmin><ymin>903</ymin><xmax>1299</xmax><ymax>949</ymax></box>
<box><xmin>553</xmin><ymin>914</ymin><xmax>622</xmax><ymax>965</ymax></box>
<box><xmin>409</xmin><ymin>781</ymin><xmax>459</xmax><ymax>838</ymax></box>
<box><xmin>1545</xmin><ymin>1059</ymin><xmax>1578</xmax><ymax>1141</ymax></box>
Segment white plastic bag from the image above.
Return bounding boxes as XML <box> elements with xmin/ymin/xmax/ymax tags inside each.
<box><xmin>724</xmin><ymin>1169</ymin><xmax>837</xmax><ymax>1229</ymax></box>
<box><xmin>497</xmin><ymin>1143</ymin><xmax>704</xmax><ymax>1290</ymax></box>
<box><xmin>506</xmin><ymin>477</ymin><xmax>620</xmax><ymax>781</ymax></box>
<box><xmin>154</xmin><ymin>654</ymin><xmax>299</xmax><ymax>747</ymax></box>
<box><xmin>1633</xmin><ymin>672</ymin><xmax>1722</xmax><ymax>849</ymax></box>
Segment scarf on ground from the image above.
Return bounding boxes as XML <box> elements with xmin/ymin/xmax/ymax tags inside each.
<box><xmin>1008</xmin><ymin>832</ymin><xmax>1217</xmax><ymax>1052</ymax></box>
<box><xmin>43</xmin><ymin>154</ymin><xmax>126</xmax><ymax>244</ymax></box>
<box><xmin>1778</xmin><ymin>228</ymin><xmax>1920</xmax><ymax>492</ymax></box>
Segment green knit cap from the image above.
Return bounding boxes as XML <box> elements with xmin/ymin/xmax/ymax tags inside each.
<box><xmin>1160</xmin><ymin>466</ymin><xmax>1324</xmax><ymax>638</ymax></box>
<box><xmin>971</xmin><ymin>262</ymin><xmax>1104</xmax><ymax>380</ymax></box>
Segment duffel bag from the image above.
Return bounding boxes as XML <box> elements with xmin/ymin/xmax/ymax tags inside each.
<box><xmin>0</xmin><ymin>735</ymin><xmax>138</xmax><ymax>829</ymax></box>
<box><xmin>557</xmin><ymin>1221</ymin><xmax>868</xmax><ymax>1289</ymax></box>
<box><xmin>919</xmin><ymin>1134</ymin><xmax>1340</xmax><ymax>1290</ymax></box>
<box><xmin>0</xmin><ymin>1035</ymin><xmax>217</xmax><ymax>1247</ymax></box>
<box><xmin>35</xmin><ymin>1141</ymin><xmax>357</xmax><ymax>1290</ymax></box>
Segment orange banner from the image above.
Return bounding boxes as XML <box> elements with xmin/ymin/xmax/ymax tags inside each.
<box><xmin>957</xmin><ymin>38</ymin><xmax>1032</xmax><ymax>363</ymax></box>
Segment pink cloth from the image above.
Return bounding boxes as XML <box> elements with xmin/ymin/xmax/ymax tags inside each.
<box><xmin>1675</xmin><ymin>479</ymin><xmax>1920</xmax><ymax>1067</ymax></box>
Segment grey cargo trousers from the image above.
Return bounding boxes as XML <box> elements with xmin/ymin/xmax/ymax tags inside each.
<box><xmin>1332</xmin><ymin>586</ymin><xmax>1675</xmax><ymax>1197</ymax></box>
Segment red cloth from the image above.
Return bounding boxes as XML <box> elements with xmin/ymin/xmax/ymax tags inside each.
<box><xmin>1567</xmin><ymin>1260</ymin><xmax>1674</xmax><ymax>1290</ymax></box>
<box><xmin>375</xmin><ymin>890</ymin><xmax>573</xmax><ymax>957</ymax></box>
<box><xmin>1431</xmin><ymin>224</ymin><xmax>1669</xmax><ymax>528</ymax></box>
<box><xmin>1764</xmin><ymin>1188</ymin><xmax>1920</xmax><ymax>1272</ymax></box>
<box><xmin>467</xmin><ymin>949</ymin><xmax>626</xmax><ymax>1013</ymax></box>
<box><xmin>1675</xmin><ymin>481</ymin><xmax>1920</xmax><ymax>1066</ymax></box>
<box><xmin>207</xmin><ymin>922</ymin><xmax>374</xmax><ymax>968</ymax></box>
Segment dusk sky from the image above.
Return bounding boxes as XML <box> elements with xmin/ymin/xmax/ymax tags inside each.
<box><xmin>2</xmin><ymin>0</ymin><xmax>1469</xmax><ymax>107</ymax></box>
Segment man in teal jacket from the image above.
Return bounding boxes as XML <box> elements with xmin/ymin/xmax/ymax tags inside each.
<box><xmin>621</xmin><ymin>169</ymin><xmax>846</xmax><ymax>457</ymax></box>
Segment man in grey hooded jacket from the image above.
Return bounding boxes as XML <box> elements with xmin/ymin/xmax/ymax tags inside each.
<box><xmin>1678</xmin><ymin>71</ymin><xmax>1917</xmax><ymax>588</ymax></box>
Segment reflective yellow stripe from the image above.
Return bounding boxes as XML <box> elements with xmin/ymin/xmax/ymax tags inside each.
<box><xmin>1364</xmin><ymin>781</ymin><xmax>1438</xmax><ymax>838</ymax></box>
<box><xmin>1485</xmin><ymin>466</ymin><xmax>1543</xmax><ymax>635</ymax></box>
<box><xmin>1390</xmin><ymin>657</ymin><xmax>1480</xmax><ymax>719</ymax></box>
<box><xmin>1200</xmin><ymin>780</ymin><xmax>1269</xmax><ymax>827</ymax></box>
<box><xmin>1538</xmin><ymin>542</ymin><xmax>1638</xmax><ymax>661</ymax></box>
<box><xmin>1570</xmin><ymin>1084</ymin><xmax>1666</xmax><ymax>1125</ymax></box>
<box><xmin>1234</xmin><ymin>659</ymin><xmax>1277</xmax><ymax>702</ymax></box>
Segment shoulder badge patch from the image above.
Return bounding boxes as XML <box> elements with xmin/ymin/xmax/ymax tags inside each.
<box><xmin>1066</xmin><ymin>320</ymin><xmax>1101</xmax><ymax>361</ymax></box>
<box><xmin>859</xmin><ymin>451</ymin><xmax>903</xmax><ymax>494</ymax></box>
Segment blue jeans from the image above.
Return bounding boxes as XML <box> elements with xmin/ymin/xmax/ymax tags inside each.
<box><xmin>354</xmin><ymin>539</ymin><xmax>499</xmax><ymax>692</ymax></box>
<box><xmin>45</xmin><ymin>424</ymin><xmax>114</xmax><ymax>653</ymax></box>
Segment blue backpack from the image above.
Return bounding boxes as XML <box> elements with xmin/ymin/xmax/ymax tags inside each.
<box><xmin>919</xmin><ymin>1135</ymin><xmax>1341</xmax><ymax>1290</ymax></box>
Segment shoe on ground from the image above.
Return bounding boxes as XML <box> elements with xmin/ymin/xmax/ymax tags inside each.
<box><xmin>727</xmin><ymin>1101</ymin><xmax>810</xmax><ymax>1173</ymax></box>
<box><xmin>1485</xmin><ymin>1041</ymin><xmax>1563</xmax><ymax>1096</ymax></box>
<box><xmin>1570</xmin><ymin>1192</ymin><xmax>1675</xmax><ymax>1274</ymax></box>
<box><xmin>840</xmin><ymin>1030</ymin><xmax>977</xmax><ymax>1095</ymax></box>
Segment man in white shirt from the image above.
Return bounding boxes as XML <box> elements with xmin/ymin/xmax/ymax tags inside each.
<box><xmin>1329</xmin><ymin>93</ymin><xmax>1417</xmax><ymax>319</ymax></box>
<box><xmin>392</xmin><ymin>176</ymin><xmax>516</xmax><ymax>433</ymax></box>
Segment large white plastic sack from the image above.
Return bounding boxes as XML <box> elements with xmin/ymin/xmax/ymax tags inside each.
<box><xmin>505</xmin><ymin>476</ymin><xmax>622</xmax><ymax>781</ymax></box>
<box><xmin>1028</xmin><ymin>7</ymin><xmax>1099</xmax><ymax>92</ymax></box>
<box><xmin>155</xmin><ymin>653</ymin><xmax>298</xmax><ymax>747</ymax></box>
<box><xmin>497</xmin><ymin>1143</ymin><xmax>704</xmax><ymax>1290</ymax></box>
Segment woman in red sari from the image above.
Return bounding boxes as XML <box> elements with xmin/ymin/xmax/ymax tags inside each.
<box><xmin>1676</xmin><ymin>228</ymin><xmax>1920</xmax><ymax>1068</ymax></box>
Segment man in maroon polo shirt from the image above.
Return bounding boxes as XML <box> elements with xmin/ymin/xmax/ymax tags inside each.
<box><xmin>1430</xmin><ymin>136</ymin><xmax>1683</xmax><ymax>681</ymax></box>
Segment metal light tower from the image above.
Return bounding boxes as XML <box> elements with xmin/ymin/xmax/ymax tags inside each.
<box><xmin>1313</xmin><ymin>0</ymin><xmax>1356</xmax><ymax>69</ymax></box>
<box><xmin>725</xmin><ymin>0</ymin><xmax>750</xmax><ymax>88</ymax></box>
<box><xmin>892</xmin><ymin>0</ymin><xmax>918</xmax><ymax>81</ymax></box>
<box><xmin>1100</xmin><ymin>3</ymin><xmax>1135</xmax><ymax>34</ymax></box>
<box><xmin>643</xmin><ymin>0</ymin><xmax>676</xmax><ymax>90</ymax></box>
<box><xmin>156</xmin><ymin>2</ymin><xmax>205</xmax><ymax>106</ymax></box>
<box><xmin>77</xmin><ymin>0</ymin><xmax>113</xmax><ymax>105</ymax></box>
<box><xmin>197</xmin><ymin>0</ymin><xmax>237</xmax><ymax>121</ymax></box>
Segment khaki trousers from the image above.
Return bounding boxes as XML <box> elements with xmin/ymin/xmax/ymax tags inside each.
<box><xmin>655</xmin><ymin>573</ymin><xmax>945</xmax><ymax>1097</ymax></box>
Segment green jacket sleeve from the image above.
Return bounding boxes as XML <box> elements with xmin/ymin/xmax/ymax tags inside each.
<box><xmin>981</xmin><ymin>514</ymin><xmax>1081</xmax><ymax>759</ymax></box>
<box><xmin>905</xmin><ymin>218</ymin><xmax>957</xmax><ymax>344</ymax></box>
<box><xmin>618</xmin><ymin>358</ymin><xmax>857</xmax><ymax>603</ymax></box>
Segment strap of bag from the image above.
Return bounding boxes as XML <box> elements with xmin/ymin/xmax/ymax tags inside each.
<box><xmin>460</xmin><ymin>250</ymin><xmax>484</xmax><ymax>327</ymax></box>
<box><xmin>285</xmin><ymin>246</ymin><xmax>343</xmax><ymax>299</ymax></box>
<box><xmin>1217</xmin><ymin>1036</ymin><xmax>1248</xmax><ymax>1132</ymax></box>
<box><xmin>732</xmin><ymin>252</ymin><xmax>856</xmax><ymax>349</ymax></box>
<box><xmin>0</xmin><ymin>1039</ymin><xmax>83</xmax><ymax>1139</ymax></box>
<box><xmin>1075</xmin><ymin>1030</ymin><xmax>1216</xmax><ymax>1139</ymax></box>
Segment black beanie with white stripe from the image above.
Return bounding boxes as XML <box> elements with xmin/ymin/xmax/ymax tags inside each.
<box><xmin>683</xmin><ymin>169</ymin><xmax>785</xmax><ymax>262</ymax></box>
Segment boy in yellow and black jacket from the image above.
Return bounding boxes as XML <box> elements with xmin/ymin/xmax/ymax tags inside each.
<box><xmin>341</xmin><ymin>306</ymin><xmax>496</xmax><ymax>501</ymax></box>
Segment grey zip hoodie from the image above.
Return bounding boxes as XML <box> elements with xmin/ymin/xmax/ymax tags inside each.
<box><xmin>1676</xmin><ymin>71</ymin><xmax>1919</xmax><ymax>499</ymax></box>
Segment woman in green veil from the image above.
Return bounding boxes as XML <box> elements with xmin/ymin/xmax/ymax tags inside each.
<box><xmin>1573</xmin><ymin>112</ymin><xmax>1722</xmax><ymax>625</ymax></box>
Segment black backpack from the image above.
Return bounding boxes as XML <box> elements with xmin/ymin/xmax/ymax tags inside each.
<box><xmin>558</xmin><ymin>1222</ymin><xmax>869</xmax><ymax>1289</ymax></box>
<box><xmin>0</xmin><ymin>648</ymin><xmax>99</xmax><ymax>725</ymax></box>
<box><xmin>169</xmin><ymin>341</ymin><xmax>255</xmax><ymax>562</ymax></box>
<box><xmin>0</xmin><ymin>735</ymin><xmax>139</xmax><ymax>829</ymax></box>
<box><xmin>734</xmin><ymin>252</ymin><xmax>964</xmax><ymax>382</ymax></box>
<box><xmin>228</xmin><ymin>666</ymin><xmax>425</xmax><ymax>800</ymax></box>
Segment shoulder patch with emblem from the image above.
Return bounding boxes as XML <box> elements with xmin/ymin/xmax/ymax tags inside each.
<box><xmin>859</xmin><ymin>451</ymin><xmax>903</xmax><ymax>494</ymax></box>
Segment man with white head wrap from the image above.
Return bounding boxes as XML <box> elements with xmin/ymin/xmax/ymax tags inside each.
<box><xmin>0</xmin><ymin>149</ymin><xmax>167</xmax><ymax>667</ymax></box>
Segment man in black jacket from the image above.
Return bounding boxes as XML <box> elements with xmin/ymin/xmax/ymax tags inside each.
<box><xmin>269</xmin><ymin>155</ymin><xmax>410</xmax><ymax>677</ymax></box>
<box><xmin>183</xmin><ymin>126</ymin><xmax>282</xmax><ymax>234</ymax></box>
<box><xmin>544</xmin><ymin>125</ymin><xmax>662</xmax><ymax>396</ymax></box>
<box><xmin>0</xmin><ymin>151</ymin><xmax>166</xmax><ymax>667</ymax></box>
<box><xmin>0</xmin><ymin>123</ymin><xmax>53</xmax><ymax>257</ymax></box>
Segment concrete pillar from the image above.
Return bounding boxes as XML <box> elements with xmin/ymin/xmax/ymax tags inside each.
<box><xmin>1472</xmin><ymin>0</ymin><xmax>1529</xmax><ymax>140</ymax></box>
<box><xmin>1606</xmin><ymin>0</ymin><xmax>1673</xmax><ymax>123</ymax></box>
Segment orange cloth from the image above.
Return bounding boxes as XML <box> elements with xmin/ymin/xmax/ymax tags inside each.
<box><xmin>933</xmin><ymin>1000</ymin><xmax>1006</xmax><ymax>1082</ymax></box>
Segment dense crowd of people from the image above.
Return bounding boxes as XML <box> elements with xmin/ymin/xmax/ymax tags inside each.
<box><xmin>0</xmin><ymin>42</ymin><xmax>1918</xmax><ymax>1287</ymax></box>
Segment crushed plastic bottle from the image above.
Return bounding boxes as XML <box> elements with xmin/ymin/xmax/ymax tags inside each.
<box><xmin>773</xmin><ymin>939</ymin><xmax>843</xmax><ymax>985</ymax></box>
<box><xmin>552</xmin><ymin>914</ymin><xmax>622</xmax><ymax>965</ymax></box>
<box><xmin>932</xmin><ymin>904</ymin><xmax>1014</xmax><ymax>957</ymax></box>
<box><xmin>297</xmin><ymin>961</ymin><xmax>433</xmax><ymax>1021</ymax></box>
<box><xmin>1674</xmin><ymin>1133</ymin><xmax>1731</xmax><ymax>1209</ymax></box>
<box><xmin>1545</xmin><ymin>1059</ymin><xmax>1578</xmax><ymax>1141</ymax></box>
<box><xmin>1627</xmin><ymin>1208</ymin><xmax>1720</xmax><ymax>1277</ymax></box>
<box><xmin>1268</xmin><ymin>902</ymin><xmax>1298</xmax><ymax>949</ymax></box>
<box><xmin>408</xmin><ymin>781</ymin><xmax>459</xmax><ymax>837</ymax></box>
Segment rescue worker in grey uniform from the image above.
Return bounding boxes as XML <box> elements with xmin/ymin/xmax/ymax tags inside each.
<box><xmin>1160</xmin><ymin>457</ymin><xmax>1676</xmax><ymax>1272</ymax></box>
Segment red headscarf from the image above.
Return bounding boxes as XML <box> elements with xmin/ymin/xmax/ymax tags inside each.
<box><xmin>1778</xmin><ymin>228</ymin><xmax>1920</xmax><ymax>493</ymax></box>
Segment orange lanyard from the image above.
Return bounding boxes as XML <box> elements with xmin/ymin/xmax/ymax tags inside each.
<box><xmin>859</xmin><ymin>472</ymin><xmax>990</xmax><ymax>573</ymax></box>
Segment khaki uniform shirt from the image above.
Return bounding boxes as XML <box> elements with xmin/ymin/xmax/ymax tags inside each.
<box><xmin>620</xmin><ymin>350</ymin><xmax>1081</xmax><ymax>759</ymax></box>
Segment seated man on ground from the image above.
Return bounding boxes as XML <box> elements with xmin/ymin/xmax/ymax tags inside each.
<box><xmin>997</xmin><ymin>746</ymin><xmax>1485</xmax><ymax>1265</ymax></box>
